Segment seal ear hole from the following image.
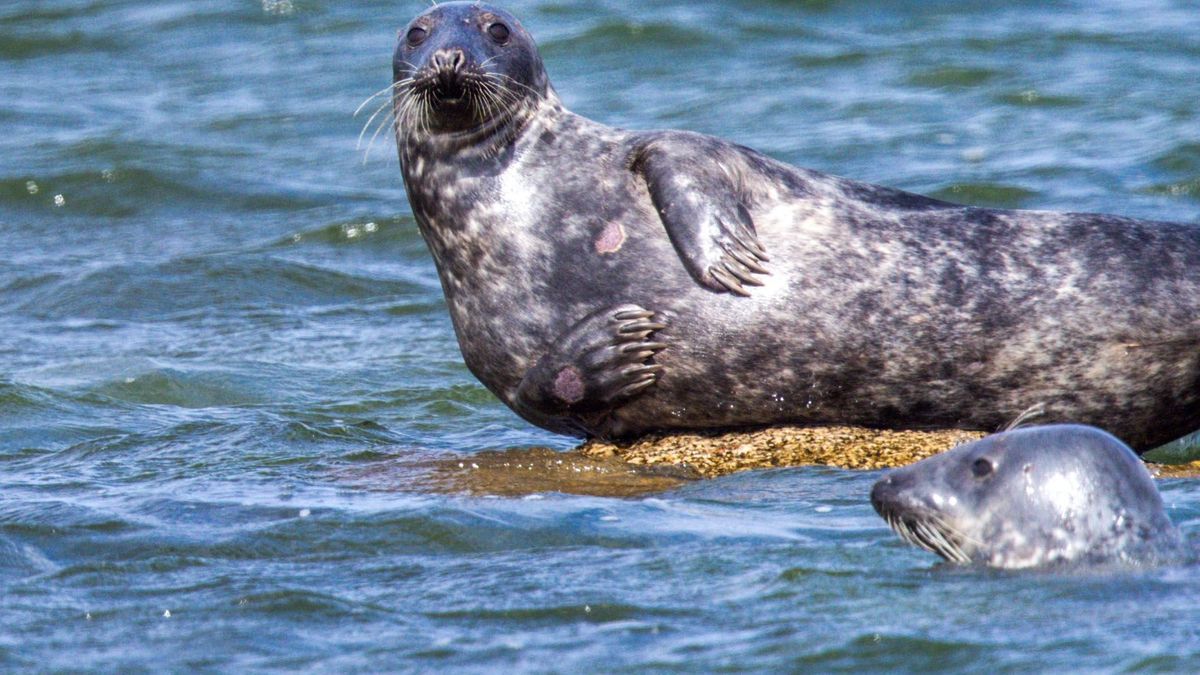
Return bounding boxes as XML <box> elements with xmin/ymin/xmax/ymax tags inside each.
<box><xmin>407</xmin><ymin>26</ymin><xmax>428</xmax><ymax>46</ymax></box>
<box><xmin>971</xmin><ymin>457</ymin><xmax>995</xmax><ymax>479</ymax></box>
<box><xmin>487</xmin><ymin>22</ymin><xmax>511</xmax><ymax>44</ymax></box>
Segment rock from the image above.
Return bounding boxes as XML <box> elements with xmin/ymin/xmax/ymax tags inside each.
<box><xmin>580</xmin><ymin>425</ymin><xmax>988</xmax><ymax>477</ymax></box>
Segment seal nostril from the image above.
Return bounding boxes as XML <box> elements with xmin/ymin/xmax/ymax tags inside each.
<box><xmin>430</xmin><ymin>49</ymin><xmax>467</xmax><ymax>73</ymax></box>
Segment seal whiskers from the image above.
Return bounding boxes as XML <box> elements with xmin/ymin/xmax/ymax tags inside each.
<box><xmin>356</xmin><ymin>79</ymin><xmax>411</xmax><ymax>161</ymax></box>
<box><xmin>1003</xmin><ymin>402</ymin><xmax>1047</xmax><ymax>432</ymax></box>
<box><xmin>354</xmin><ymin>78</ymin><xmax>407</xmax><ymax>118</ymax></box>
<box><xmin>354</xmin><ymin>65</ymin><xmax>421</xmax><ymax>143</ymax></box>
<box><xmin>882</xmin><ymin>506</ymin><xmax>973</xmax><ymax>564</ymax></box>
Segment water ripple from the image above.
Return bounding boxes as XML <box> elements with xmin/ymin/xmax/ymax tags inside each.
<box><xmin>2</xmin><ymin>0</ymin><xmax>1200</xmax><ymax>669</ymax></box>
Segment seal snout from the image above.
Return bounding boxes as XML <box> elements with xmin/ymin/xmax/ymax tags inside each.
<box><xmin>431</xmin><ymin>48</ymin><xmax>467</xmax><ymax>73</ymax></box>
<box><xmin>392</xmin><ymin>2</ymin><xmax>551</xmax><ymax>137</ymax></box>
<box><xmin>430</xmin><ymin>48</ymin><xmax>469</xmax><ymax>100</ymax></box>
<box><xmin>869</xmin><ymin>470</ymin><xmax>911</xmax><ymax>517</ymax></box>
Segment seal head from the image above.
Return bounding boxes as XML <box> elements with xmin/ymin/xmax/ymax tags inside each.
<box><xmin>393</xmin><ymin>1</ymin><xmax>549</xmax><ymax>138</ymax></box>
<box><xmin>871</xmin><ymin>425</ymin><xmax>1182</xmax><ymax>568</ymax></box>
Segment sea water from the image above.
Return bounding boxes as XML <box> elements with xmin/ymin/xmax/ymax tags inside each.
<box><xmin>2</xmin><ymin>0</ymin><xmax>1200</xmax><ymax>670</ymax></box>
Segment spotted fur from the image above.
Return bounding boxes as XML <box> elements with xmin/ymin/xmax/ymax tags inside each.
<box><xmin>395</xmin><ymin>2</ymin><xmax>1200</xmax><ymax>446</ymax></box>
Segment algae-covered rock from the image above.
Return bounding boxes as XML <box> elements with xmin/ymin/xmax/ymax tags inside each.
<box><xmin>580</xmin><ymin>425</ymin><xmax>988</xmax><ymax>477</ymax></box>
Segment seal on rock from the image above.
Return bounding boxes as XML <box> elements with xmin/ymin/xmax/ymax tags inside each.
<box><xmin>391</xmin><ymin>2</ymin><xmax>1200</xmax><ymax>447</ymax></box>
<box><xmin>870</xmin><ymin>425</ymin><xmax>1183</xmax><ymax>568</ymax></box>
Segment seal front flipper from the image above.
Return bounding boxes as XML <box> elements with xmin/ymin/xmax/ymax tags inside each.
<box><xmin>631</xmin><ymin>134</ymin><xmax>770</xmax><ymax>296</ymax></box>
<box><xmin>512</xmin><ymin>304</ymin><xmax>667</xmax><ymax>436</ymax></box>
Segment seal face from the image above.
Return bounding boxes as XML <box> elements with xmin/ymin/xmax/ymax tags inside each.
<box><xmin>392</xmin><ymin>2</ymin><xmax>1200</xmax><ymax>446</ymax></box>
<box><xmin>871</xmin><ymin>425</ymin><xmax>1183</xmax><ymax>568</ymax></box>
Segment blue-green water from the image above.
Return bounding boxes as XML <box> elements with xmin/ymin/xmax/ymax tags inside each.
<box><xmin>3</xmin><ymin>0</ymin><xmax>1200</xmax><ymax>670</ymax></box>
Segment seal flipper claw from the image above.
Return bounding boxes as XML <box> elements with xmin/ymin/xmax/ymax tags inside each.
<box><xmin>720</xmin><ymin>259</ymin><xmax>765</xmax><ymax>287</ymax></box>
<box><xmin>616</xmin><ymin>378</ymin><xmax>657</xmax><ymax>399</ymax></box>
<box><xmin>614</xmin><ymin>308</ymin><xmax>654</xmax><ymax>321</ymax></box>
<box><xmin>710</xmin><ymin>266</ymin><xmax>750</xmax><ymax>297</ymax></box>
<box><xmin>620</xmin><ymin>364</ymin><xmax>664</xmax><ymax>379</ymax></box>
<box><xmin>620</xmin><ymin>341</ymin><xmax>668</xmax><ymax>356</ymax></box>
<box><xmin>742</xmin><ymin>236</ymin><xmax>769</xmax><ymax>262</ymax></box>
<box><xmin>632</xmin><ymin>133</ymin><xmax>771</xmax><ymax>295</ymax></box>
<box><xmin>618</xmin><ymin>319</ymin><xmax>668</xmax><ymax>336</ymax></box>
<box><xmin>511</xmin><ymin>304</ymin><xmax>667</xmax><ymax>436</ymax></box>
<box><xmin>725</xmin><ymin>245</ymin><xmax>769</xmax><ymax>275</ymax></box>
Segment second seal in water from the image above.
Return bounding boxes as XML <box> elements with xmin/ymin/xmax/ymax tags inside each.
<box><xmin>871</xmin><ymin>425</ymin><xmax>1183</xmax><ymax>568</ymax></box>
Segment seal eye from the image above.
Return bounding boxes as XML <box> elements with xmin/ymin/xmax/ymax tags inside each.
<box><xmin>407</xmin><ymin>26</ymin><xmax>428</xmax><ymax>45</ymax></box>
<box><xmin>487</xmin><ymin>22</ymin><xmax>511</xmax><ymax>44</ymax></box>
<box><xmin>971</xmin><ymin>457</ymin><xmax>995</xmax><ymax>478</ymax></box>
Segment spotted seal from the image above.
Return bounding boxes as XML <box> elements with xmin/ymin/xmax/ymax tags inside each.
<box><xmin>390</xmin><ymin>2</ymin><xmax>1200</xmax><ymax>447</ymax></box>
<box><xmin>870</xmin><ymin>425</ymin><xmax>1183</xmax><ymax>568</ymax></box>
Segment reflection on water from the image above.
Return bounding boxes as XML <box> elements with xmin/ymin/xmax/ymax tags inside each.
<box><xmin>340</xmin><ymin>446</ymin><xmax>695</xmax><ymax>497</ymax></box>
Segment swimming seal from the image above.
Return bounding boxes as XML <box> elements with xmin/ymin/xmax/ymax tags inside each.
<box><xmin>870</xmin><ymin>425</ymin><xmax>1182</xmax><ymax>568</ymax></box>
<box><xmin>391</xmin><ymin>2</ymin><xmax>1200</xmax><ymax>447</ymax></box>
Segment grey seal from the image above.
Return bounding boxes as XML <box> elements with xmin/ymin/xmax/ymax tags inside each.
<box><xmin>390</xmin><ymin>2</ymin><xmax>1200</xmax><ymax>447</ymax></box>
<box><xmin>870</xmin><ymin>425</ymin><xmax>1183</xmax><ymax>568</ymax></box>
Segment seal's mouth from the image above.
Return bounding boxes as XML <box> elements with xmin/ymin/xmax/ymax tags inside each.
<box><xmin>876</xmin><ymin>505</ymin><xmax>972</xmax><ymax>564</ymax></box>
<box><xmin>433</xmin><ymin>72</ymin><xmax>468</xmax><ymax>104</ymax></box>
<box><xmin>387</xmin><ymin>40</ymin><xmax>544</xmax><ymax>138</ymax></box>
<box><xmin>871</xmin><ymin>479</ymin><xmax>972</xmax><ymax>564</ymax></box>
<box><xmin>391</xmin><ymin>64</ymin><xmax>530</xmax><ymax>137</ymax></box>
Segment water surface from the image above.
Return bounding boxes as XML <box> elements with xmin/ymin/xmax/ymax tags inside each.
<box><xmin>3</xmin><ymin>0</ymin><xmax>1200</xmax><ymax>670</ymax></box>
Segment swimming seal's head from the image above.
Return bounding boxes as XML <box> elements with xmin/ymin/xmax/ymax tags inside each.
<box><xmin>871</xmin><ymin>425</ymin><xmax>1181</xmax><ymax>568</ymax></box>
<box><xmin>393</xmin><ymin>2</ymin><xmax>550</xmax><ymax>137</ymax></box>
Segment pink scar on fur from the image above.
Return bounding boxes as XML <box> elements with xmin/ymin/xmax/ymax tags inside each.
<box><xmin>594</xmin><ymin>222</ymin><xmax>626</xmax><ymax>254</ymax></box>
<box><xmin>553</xmin><ymin>366</ymin><xmax>586</xmax><ymax>404</ymax></box>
